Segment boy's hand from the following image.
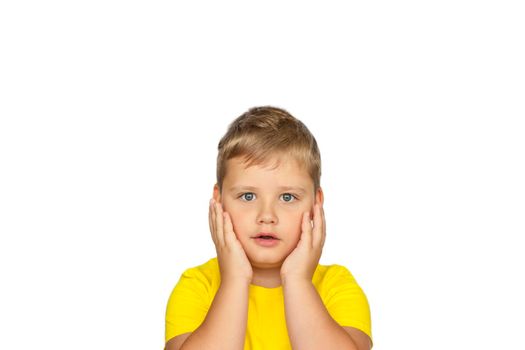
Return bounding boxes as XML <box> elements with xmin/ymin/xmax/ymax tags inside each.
<box><xmin>209</xmin><ymin>199</ymin><xmax>253</xmax><ymax>285</ymax></box>
<box><xmin>280</xmin><ymin>203</ymin><xmax>326</xmax><ymax>283</ymax></box>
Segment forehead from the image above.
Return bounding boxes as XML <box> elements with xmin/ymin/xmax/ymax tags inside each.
<box><xmin>223</xmin><ymin>155</ymin><xmax>313</xmax><ymax>189</ymax></box>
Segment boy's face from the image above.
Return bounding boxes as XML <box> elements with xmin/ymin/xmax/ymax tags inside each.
<box><xmin>213</xmin><ymin>155</ymin><xmax>323</xmax><ymax>270</ymax></box>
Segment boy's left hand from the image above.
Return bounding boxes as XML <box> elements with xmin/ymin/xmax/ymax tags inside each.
<box><xmin>280</xmin><ymin>203</ymin><xmax>326</xmax><ymax>283</ymax></box>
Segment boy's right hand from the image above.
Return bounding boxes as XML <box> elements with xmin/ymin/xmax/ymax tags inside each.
<box><xmin>209</xmin><ymin>199</ymin><xmax>253</xmax><ymax>285</ymax></box>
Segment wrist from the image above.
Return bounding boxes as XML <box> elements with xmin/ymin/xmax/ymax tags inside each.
<box><xmin>220</xmin><ymin>276</ymin><xmax>252</xmax><ymax>289</ymax></box>
<box><xmin>280</xmin><ymin>274</ymin><xmax>312</xmax><ymax>288</ymax></box>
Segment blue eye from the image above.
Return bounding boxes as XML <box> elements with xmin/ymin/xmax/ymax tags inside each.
<box><xmin>240</xmin><ymin>193</ymin><xmax>256</xmax><ymax>201</ymax></box>
<box><xmin>281</xmin><ymin>193</ymin><xmax>297</xmax><ymax>202</ymax></box>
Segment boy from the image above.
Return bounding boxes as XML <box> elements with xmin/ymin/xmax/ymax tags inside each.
<box><xmin>165</xmin><ymin>106</ymin><xmax>372</xmax><ymax>350</ymax></box>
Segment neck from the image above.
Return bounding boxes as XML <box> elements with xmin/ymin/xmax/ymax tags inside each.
<box><xmin>250</xmin><ymin>265</ymin><xmax>282</xmax><ymax>288</ymax></box>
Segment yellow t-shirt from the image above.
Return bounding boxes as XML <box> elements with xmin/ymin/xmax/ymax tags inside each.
<box><xmin>165</xmin><ymin>258</ymin><xmax>372</xmax><ymax>349</ymax></box>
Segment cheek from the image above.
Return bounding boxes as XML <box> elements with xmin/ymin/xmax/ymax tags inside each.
<box><xmin>227</xmin><ymin>210</ymin><xmax>251</xmax><ymax>236</ymax></box>
<box><xmin>287</xmin><ymin>212</ymin><xmax>306</xmax><ymax>234</ymax></box>
<box><xmin>287</xmin><ymin>205</ymin><xmax>314</xmax><ymax>231</ymax></box>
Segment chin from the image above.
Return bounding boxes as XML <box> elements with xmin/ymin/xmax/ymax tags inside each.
<box><xmin>247</xmin><ymin>255</ymin><xmax>284</xmax><ymax>269</ymax></box>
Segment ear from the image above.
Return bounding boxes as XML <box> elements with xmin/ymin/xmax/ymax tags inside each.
<box><xmin>310</xmin><ymin>187</ymin><xmax>324</xmax><ymax>220</ymax></box>
<box><xmin>316</xmin><ymin>187</ymin><xmax>324</xmax><ymax>206</ymax></box>
<box><xmin>213</xmin><ymin>184</ymin><xmax>221</xmax><ymax>203</ymax></box>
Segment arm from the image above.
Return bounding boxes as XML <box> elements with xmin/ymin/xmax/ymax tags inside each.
<box><xmin>171</xmin><ymin>280</ymin><xmax>249</xmax><ymax>350</ymax></box>
<box><xmin>169</xmin><ymin>199</ymin><xmax>252</xmax><ymax>350</ymax></box>
<box><xmin>282</xmin><ymin>278</ymin><xmax>369</xmax><ymax>350</ymax></box>
<box><xmin>280</xmin><ymin>204</ymin><xmax>371</xmax><ymax>350</ymax></box>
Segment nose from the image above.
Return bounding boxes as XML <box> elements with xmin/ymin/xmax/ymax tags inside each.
<box><xmin>256</xmin><ymin>201</ymin><xmax>278</xmax><ymax>225</ymax></box>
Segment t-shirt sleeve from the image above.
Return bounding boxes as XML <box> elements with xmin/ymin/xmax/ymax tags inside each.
<box><xmin>165</xmin><ymin>268</ymin><xmax>212</xmax><ymax>343</ymax></box>
<box><xmin>324</xmin><ymin>265</ymin><xmax>372</xmax><ymax>340</ymax></box>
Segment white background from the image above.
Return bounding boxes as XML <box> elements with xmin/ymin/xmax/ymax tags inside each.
<box><xmin>1</xmin><ymin>1</ymin><xmax>524</xmax><ymax>349</ymax></box>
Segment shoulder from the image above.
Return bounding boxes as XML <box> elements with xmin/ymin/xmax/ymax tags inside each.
<box><xmin>165</xmin><ymin>257</ymin><xmax>220</xmax><ymax>317</ymax></box>
<box><xmin>313</xmin><ymin>263</ymin><xmax>358</xmax><ymax>289</ymax></box>
<box><xmin>170</xmin><ymin>257</ymin><xmax>221</xmax><ymax>297</ymax></box>
<box><xmin>312</xmin><ymin>262</ymin><xmax>368</xmax><ymax>313</ymax></box>
<box><xmin>181</xmin><ymin>257</ymin><xmax>220</xmax><ymax>281</ymax></box>
<box><xmin>313</xmin><ymin>262</ymin><xmax>372</xmax><ymax>342</ymax></box>
<box><xmin>165</xmin><ymin>258</ymin><xmax>219</xmax><ymax>344</ymax></box>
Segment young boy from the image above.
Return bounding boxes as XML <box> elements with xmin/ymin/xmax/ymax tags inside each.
<box><xmin>165</xmin><ymin>106</ymin><xmax>372</xmax><ymax>350</ymax></box>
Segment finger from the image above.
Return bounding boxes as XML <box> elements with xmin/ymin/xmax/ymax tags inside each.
<box><xmin>321</xmin><ymin>205</ymin><xmax>326</xmax><ymax>247</ymax></box>
<box><xmin>312</xmin><ymin>204</ymin><xmax>324</xmax><ymax>247</ymax></box>
<box><xmin>301</xmin><ymin>211</ymin><xmax>312</xmax><ymax>247</ymax></box>
<box><xmin>209</xmin><ymin>199</ymin><xmax>217</xmax><ymax>246</ymax></box>
<box><xmin>211</xmin><ymin>199</ymin><xmax>218</xmax><ymax>242</ymax></box>
<box><xmin>215</xmin><ymin>202</ymin><xmax>225</xmax><ymax>247</ymax></box>
<box><xmin>222</xmin><ymin>211</ymin><xmax>236</xmax><ymax>245</ymax></box>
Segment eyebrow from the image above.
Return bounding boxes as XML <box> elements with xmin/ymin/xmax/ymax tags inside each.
<box><xmin>229</xmin><ymin>186</ymin><xmax>307</xmax><ymax>194</ymax></box>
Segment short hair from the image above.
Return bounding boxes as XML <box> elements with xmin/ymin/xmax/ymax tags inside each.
<box><xmin>216</xmin><ymin>106</ymin><xmax>321</xmax><ymax>192</ymax></box>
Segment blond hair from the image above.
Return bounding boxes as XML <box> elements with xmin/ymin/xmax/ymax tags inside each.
<box><xmin>216</xmin><ymin>106</ymin><xmax>321</xmax><ymax>192</ymax></box>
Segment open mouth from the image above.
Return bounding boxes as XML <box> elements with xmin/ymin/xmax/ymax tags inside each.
<box><xmin>253</xmin><ymin>234</ymin><xmax>280</xmax><ymax>247</ymax></box>
<box><xmin>254</xmin><ymin>233</ymin><xmax>279</xmax><ymax>240</ymax></box>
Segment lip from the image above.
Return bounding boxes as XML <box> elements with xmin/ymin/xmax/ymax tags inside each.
<box><xmin>251</xmin><ymin>233</ymin><xmax>280</xmax><ymax>247</ymax></box>
<box><xmin>253</xmin><ymin>232</ymin><xmax>279</xmax><ymax>240</ymax></box>
<box><xmin>252</xmin><ymin>237</ymin><xmax>280</xmax><ymax>247</ymax></box>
